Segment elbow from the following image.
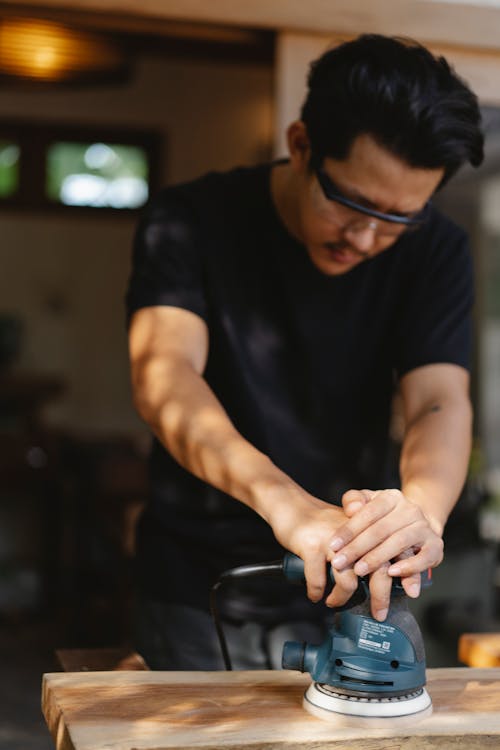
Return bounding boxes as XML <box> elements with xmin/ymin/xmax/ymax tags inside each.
<box><xmin>129</xmin><ymin>356</ymin><xmax>161</xmax><ymax>424</ymax></box>
<box><xmin>131</xmin><ymin>377</ymin><xmax>153</xmax><ymax>425</ymax></box>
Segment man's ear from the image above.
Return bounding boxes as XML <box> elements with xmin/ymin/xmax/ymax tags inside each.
<box><xmin>287</xmin><ymin>121</ymin><xmax>311</xmax><ymax>173</ymax></box>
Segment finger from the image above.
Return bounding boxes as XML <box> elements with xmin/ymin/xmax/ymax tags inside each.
<box><xmin>324</xmin><ymin>565</ymin><xmax>359</xmax><ymax>609</ymax></box>
<box><xmin>401</xmin><ymin>571</ymin><xmax>421</xmax><ymax>599</ymax></box>
<box><xmin>368</xmin><ymin>563</ymin><xmax>392</xmax><ymax>621</ymax></box>
<box><xmin>341</xmin><ymin>489</ymin><xmax>376</xmax><ymax>518</ymax></box>
<box><xmin>393</xmin><ymin>550</ymin><xmax>421</xmax><ymax>599</ymax></box>
<box><xmin>388</xmin><ymin>539</ymin><xmax>444</xmax><ymax>577</ymax></box>
<box><xmin>332</xmin><ymin>511</ymin><xmax>432</xmax><ymax>572</ymax></box>
<box><xmin>352</xmin><ymin>531</ymin><xmax>443</xmax><ymax>577</ymax></box>
<box><xmin>303</xmin><ymin>552</ymin><xmax>327</xmax><ymax>603</ymax></box>
<box><xmin>331</xmin><ymin>511</ymin><xmax>408</xmax><ymax>576</ymax></box>
<box><xmin>330</xmin><ymin>490</ymin><xmax>401</xmax><ymax>552</ymax></box>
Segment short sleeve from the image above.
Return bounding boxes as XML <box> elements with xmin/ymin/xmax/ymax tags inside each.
<box><xmin>394</xmin><ymin>226</ymin><xmax>474</xmax><ymax>377</ymax></box>
<box><xmin>125</xmin><ymin>188</ymin><xmax>207</xmax><ymax>326</ymax></box>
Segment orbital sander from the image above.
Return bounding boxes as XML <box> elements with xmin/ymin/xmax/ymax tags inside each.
<box><xmin>211</xmin><ymin>551</ymin><xmax>432</xmax><ymax>725</ymax></box>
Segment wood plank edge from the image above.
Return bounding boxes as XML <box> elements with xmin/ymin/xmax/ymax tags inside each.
<box><xmin>42</xmin><ymin>674</ymin><xmax>76</xmax><ymax>750</ymax></box>
<box><xmin>123</xmin><ymin>738</ymin><xmax>500</xmax><ymax>750</ymax></box>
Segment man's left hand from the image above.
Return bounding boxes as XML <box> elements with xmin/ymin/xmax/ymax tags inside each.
<box><xmin>329</xmin><ymin>488</ymin><xmax>444</xmax><ymax>597</ymax></box>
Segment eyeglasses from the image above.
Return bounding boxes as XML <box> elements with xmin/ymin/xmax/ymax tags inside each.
<box><xmin>314</xmin><ymin>166</ymin><xmax>430</xmax><ymax>238</ymax></box>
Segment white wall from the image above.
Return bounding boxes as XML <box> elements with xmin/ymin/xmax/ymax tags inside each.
<box><xmin>0</xmin><ymin>54</ymin><xmax>274</xmax><ymax>434</ymax></box>
<box><xmin>274</xmin><ymin>31</ymin><xmax>500</xmax><ymax>157</ymax></box>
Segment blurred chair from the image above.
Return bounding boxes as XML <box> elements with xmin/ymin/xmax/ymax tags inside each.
<box><xmin>59</xmin><ymin>434</ymin><xmax>147</xmax><ymax>646</ymax></box>
<box><xmin>0</xmin><ymin>370</ymin><xmax>65</xmax><ymax>618</ymax></box>
<box><xmin>56</xmin><ymin>646</ymin><xmax>149</xmax><ymax>671</ymax></box>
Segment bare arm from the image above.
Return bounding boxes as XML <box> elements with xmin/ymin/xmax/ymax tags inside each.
<box><xmin>130</xmin><ymin>304</ymin><xmax>280</xmax><ymax>506</ymax></box>
<box><xmin>129</xmin><ymin>305</ymin><xmax>353</xmax><ymax>603</ymax></box>
<box><xmin>399</xmin><ymin>363</ymin><xmax>472</xmax><ymax>537</ymax></box>
<box><xmin>327</xmin><ymin>363</ymin><xmax>472</xmax><ymax>609</ymax></box>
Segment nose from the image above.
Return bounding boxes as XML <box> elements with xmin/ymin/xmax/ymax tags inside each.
<box><xmin>343</xmin><ymin>224</ymin><xmax>378</xmax><ymax>255</ymax></box>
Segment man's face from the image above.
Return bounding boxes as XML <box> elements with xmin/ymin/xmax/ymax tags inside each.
<box><xmin>290</xmin><ymin>129</ymin><xmax>445</xmax><ymax>276</ymax></box>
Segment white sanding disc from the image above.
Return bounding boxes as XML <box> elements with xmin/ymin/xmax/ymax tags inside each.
<box><xmin>303</xmin><ymin>682</ymin><xmax>432</xmax><ymax>728</ymax></box>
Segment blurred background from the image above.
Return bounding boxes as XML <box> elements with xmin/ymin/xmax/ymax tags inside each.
<box><xmin>0</xmin><ymin>1</ymin><xmax>500</xmax><ymax>747</ymax></box>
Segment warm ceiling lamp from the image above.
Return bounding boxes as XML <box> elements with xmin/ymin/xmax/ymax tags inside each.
<box><xmin>0</xmin><ymin>18</ymin><xmax>128</xmax><ymax>83</ymax></box>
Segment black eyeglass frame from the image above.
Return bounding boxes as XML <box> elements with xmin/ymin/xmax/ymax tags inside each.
<box><xmin>314</xmin><ymin>165</ymin><xmax>430</xmax><ymax>228</ymax></box>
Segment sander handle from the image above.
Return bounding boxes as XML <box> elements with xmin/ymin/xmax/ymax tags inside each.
<box><xmin>282</xmin><ymin>552</ymin><xmax>432</xmax><ymax>596</ymax></box>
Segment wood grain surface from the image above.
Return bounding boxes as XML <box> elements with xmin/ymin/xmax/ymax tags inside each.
<box><xmin>42</xmin><ymin>668</ymin><xmax>500</xmax><ymax>750</ymax></box>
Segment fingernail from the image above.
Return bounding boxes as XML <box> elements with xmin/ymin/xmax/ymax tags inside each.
<box><xmin>332</xmin><ymin>554</ymin><xmax>347</xmax><ymax>569</ymax></box>
<box><xmin>375</xmin><ymin>608</ymin><xmax>388</xmax><ymax>621</ymax></box>
<box><xmin>330</xmin><ymin>537</ymin><xmax>344</xmax><ymax>552</ymax></box>
<box><xmin>409</xmin><ymin>584</ymin><xmax>420</xmax><ymax>598</ymax></box>
<box><xmin>388</xmin><ymin>565</ymin><xmax>401</xmax><ymax>576</ymax></box>
<box><xmin>354</xmin><ymin>561</ymin><xmax>369</xmax><ymax>576</ymax></box>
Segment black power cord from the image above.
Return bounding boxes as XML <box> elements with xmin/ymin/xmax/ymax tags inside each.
<box><xmin>210</xmin><ymin>560</ymin><xmax>284</xmax><ymax>670</ymax></box>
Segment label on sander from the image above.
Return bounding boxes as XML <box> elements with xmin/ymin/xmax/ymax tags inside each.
<box><xmin>357</xmin><ymin>620</ymin><xmax>395</xmax><ymax>654</ymax></box>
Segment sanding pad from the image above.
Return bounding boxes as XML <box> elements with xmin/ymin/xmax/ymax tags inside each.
<box><xmin>303</xmin><ymin>682</ymin><xmax>433</xmax><ymax>728</ymax></box>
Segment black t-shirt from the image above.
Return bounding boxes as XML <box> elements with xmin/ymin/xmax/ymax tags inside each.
<box><xmin>126</xmin><ymin>162</ymin><xmax>473</xmax><ymax>610</ymax></box>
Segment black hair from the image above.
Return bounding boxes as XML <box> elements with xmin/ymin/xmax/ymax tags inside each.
<box><xmin>301</xmin><ymin>34</ymin><xmax>484</xmax><ymax>185</ymax></box>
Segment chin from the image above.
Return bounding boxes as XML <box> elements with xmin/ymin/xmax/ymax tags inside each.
<box><xmin>307</xmin><ymin>247</ymin><xmax>362</xmax><ymax>276</ymax></box>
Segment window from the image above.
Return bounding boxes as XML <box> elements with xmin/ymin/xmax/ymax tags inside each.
<box><xmin>0</xmin><ymin>121</ymin><xmax>161</xmax><ymax>213</ymax></box>
<box><xmin>0</xmin><ymin>140</ymin><xmax>20</xmax><ymax>198</ymax></box>
<box><xmin>47</xmin><ymin>142</ymin><xmax>149</xmax><ymax>209</ymax></box>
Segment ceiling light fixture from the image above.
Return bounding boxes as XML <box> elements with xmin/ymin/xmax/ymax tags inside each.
<box><xmin>0</xmin><ymin>18</ymin><xmax>128</xmax><ymax>84</ymax></box>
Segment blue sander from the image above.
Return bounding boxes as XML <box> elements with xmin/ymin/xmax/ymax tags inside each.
<box><xmin>281</xmin><ymin>552</ymin><xmax>432</xmax><ymax>722</ymax></box>
<box><xmin>211</xmin><ymin>551</ymin><xmax>432</xmax><ymax>724</ymax></box>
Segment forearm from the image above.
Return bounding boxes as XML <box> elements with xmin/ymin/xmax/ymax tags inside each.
<box><xmin>132</xmin><ymin>354</ymin><xmax>305</xmax><ymax>523</ymax></box>
<box><xmin>129</xmin><ymin>308</ymin><xmax>348</xmax><ymax>605</ymax></box>
<box><xmin>133</xmin><ymin>354</ymin><xmax>351</xmax><ymax>603</ymax></box>
<box><xmin>400</xmin><ymin>396</ymin><xmax>473</xmax><ymax>536</ymax></box>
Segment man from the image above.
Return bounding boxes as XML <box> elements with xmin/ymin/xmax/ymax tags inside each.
<box><xmin>126</xmin><ymin>34</ymin><xmax>484</xmax><ymax>669</ymax></box>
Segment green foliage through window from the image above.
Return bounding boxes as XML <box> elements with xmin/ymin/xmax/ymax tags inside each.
<box><xmin>0</xmin><ymin>121</ymin><xmax>159</xmax><ymax>213</ymax></box>
<box><xmin>46</xmin><ymin>142</ymin><xmax>149</xmax><ymax>208</ymax></box>
<box><xmin>0</xmin><ymin>141</ymin><xmax>20</xmax><ymax>198</ymax></box>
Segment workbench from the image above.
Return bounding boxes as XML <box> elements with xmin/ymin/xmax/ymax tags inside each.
<box><xmin>42</xmin><ymin>668</ymin><xmax>500</xmax><ymax>749</ymax></box>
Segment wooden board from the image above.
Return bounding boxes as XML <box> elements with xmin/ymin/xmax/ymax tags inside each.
<box><xmin>42</xmin><ymin>668</ymin><xmax>500</xmax><ymax>750</ymax></box>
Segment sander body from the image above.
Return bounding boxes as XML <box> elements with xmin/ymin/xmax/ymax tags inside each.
<box><xmin>281</xmin><ymin>552</ymin><xmax>432</xmax><ymax>722</ymax></box>
<box><xmin>211</xmin><ymin>551</ymin><xmax>432</xmax><ymax>724</ymax></box>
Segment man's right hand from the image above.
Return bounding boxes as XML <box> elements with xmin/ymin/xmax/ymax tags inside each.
<box><xmin>262</xmin><ymin>490</ymin><xmax>360</xmax><ymax>609</ymax></box>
